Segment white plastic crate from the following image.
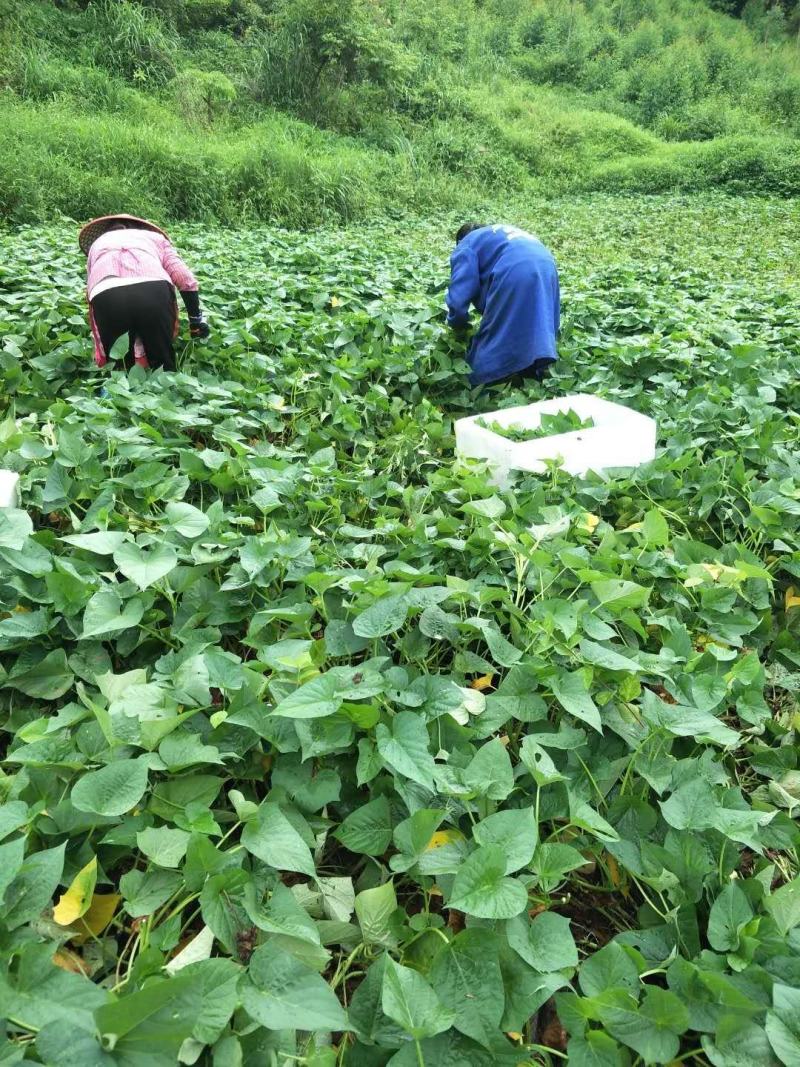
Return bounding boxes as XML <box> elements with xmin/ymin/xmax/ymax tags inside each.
<box><xmin>0</xmin><ymin>470</ymin><xmax>20</xmax><ymax>508</ymax></box>
<box><xmin>455</xmin><ymin>394</ymin><xmax>656</xmax><ymax>487</ymax></box>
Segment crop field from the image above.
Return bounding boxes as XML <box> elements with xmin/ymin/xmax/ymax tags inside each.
<box><xmin>1</xmin><ymin>195</ymin><xmax>800</xmax><ymax>1066</ymax></box>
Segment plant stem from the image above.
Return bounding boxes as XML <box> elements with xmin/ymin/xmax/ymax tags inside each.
<box><xmin>527</xmin><ymin>1045</ymin><xmax>569</xmax><ymax>1061</ymax></box>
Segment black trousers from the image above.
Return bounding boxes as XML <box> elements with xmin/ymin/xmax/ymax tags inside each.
<box><xmin>495</xmin><ymin>359</ymin><xmax>552</xmax><ymax>388</ymax></box>
<box><xmin>91</xmin><ymin>280</ymin><xmax>177</xmax><ymax>371</ymax></box>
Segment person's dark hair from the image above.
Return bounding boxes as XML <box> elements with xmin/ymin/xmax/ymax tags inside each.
<box><xmin>455</xmin><ymin>221</ymin><xmax>486</xmax><ymax>243</ymax></box>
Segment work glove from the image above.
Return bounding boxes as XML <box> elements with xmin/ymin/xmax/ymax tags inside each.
<box><xmin>181</xmin><ymin>290</ymin><xmax>209</xmax><ymax>338</ymax></box>
<box><xmin>189</xmin><ymin>315</ymin><xmax>210</xmax><ymax>340</ymax></box>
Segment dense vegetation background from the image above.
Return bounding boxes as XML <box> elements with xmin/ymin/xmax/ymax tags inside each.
<box><xmin>1</xmin><ymin>1</ymin><xmax>799</xmax><ymax>228</ymax></box>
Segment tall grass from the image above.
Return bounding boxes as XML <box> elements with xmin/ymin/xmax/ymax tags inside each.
<box><xmin>0</xmin><ymin>101</ymin><xmax>468</xmax><ymax>226</ymax></box>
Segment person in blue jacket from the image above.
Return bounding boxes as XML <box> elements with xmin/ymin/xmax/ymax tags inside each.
<box><xmin>446</xmin><ymin>222</ymin><xmax>560</xmax><ymax>387</ymax></box>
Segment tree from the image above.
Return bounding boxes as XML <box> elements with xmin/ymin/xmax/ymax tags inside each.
<box><xmin>710</xmin><ymin>0</ymin><xmax>799</xmax><ymax>38</ymax></box>
<box><xmin>743</xmin><ymin>0</ymin><xmax>787</xmax><ymax>44</ymax></box>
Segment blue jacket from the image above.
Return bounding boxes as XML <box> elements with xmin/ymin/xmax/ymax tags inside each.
<box><xmin>446</xmin><ymin>225</ymin><xmax>560</xmax><ymax>386</ymax></box>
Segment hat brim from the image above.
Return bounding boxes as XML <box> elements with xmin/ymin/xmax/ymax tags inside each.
<box><xmin>78</xmin><ymin>214</ymin><xmax>170</xmax><ymax>255</ymax></box>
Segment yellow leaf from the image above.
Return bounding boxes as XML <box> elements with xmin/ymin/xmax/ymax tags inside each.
<box><xmin>53</xmin><ymin>857</ymin><xmax>97</xmax><ymax>926</ymax></box>
<box><xmin>73</xmin><ymin>892</ymin><xmax>121</xmax><ymax>940</ymax></box>
<box><xmin>425</xmin><ymin>829</ymin><xmax>464</xmax><ymax>851</ymax></box>
<box><xmin>506</xmin><ymin>1032</ymin><xmax>523</xmax><ymax>1042</ymax></box>
<box><xmin>701</xmin><ymin>562</ymin><xmax>725</xmax><ymax>581</ymax></box>
<box><xmin>470</xmin><ymin>674</ymin><xmax>494</xmax><ymax>691</ymax></box>
<box><xmin>52</xmin><ymin>948</ymin><xmax>90</xmax><ymax>976</ymax></box>
<box><xmin>577</xmin><ymin>512</ymin><xmax>601</xmax><ymax>534</ymax></box>
<box><xmin>786</xmin><ymin>586</ymin><xmax>800</xmax><ymax>611</ymax></box>
<box><xmin>605</xmin><ymin>853</ymin><xmax>627</xmax><ymax>897</ymax></box>
<box><xmin>330</xmin><ymin>296</ymin><xmax>342</xmax><ymax>307</ymax></box>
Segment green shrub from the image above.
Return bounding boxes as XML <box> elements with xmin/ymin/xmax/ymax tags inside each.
<box><xmin>180</xmin><ymin>0</ymin><xmax>245</xmax><ymax>30</ymax></box>
<box><xmin>249</xmin><ymin>0</ymin><xmax>414</xmax><ymax>116</ymax></box>
<box><xmin>589</xmin><ymin>135</ymin><xmax>800</xmax><ymax>195</ymax></box>
<box><xmin>759</xmin><ymin>71</ymin><xmax>800</xmax><ymax>128</ymax></box>
<box><xmin>141</xmin><ymin>0</ymin><xmax>264</xmax><ymax>33</ymax></box>
<box><xmin>414</xmin><ymin>121</ymin><xmax>529</xmax><ymax>190</ymax></box>
<box><xmin>469</xmin><ymin>87</ymin><xmax>661</xmax><ymax>185</ymax></box>
<box><xmin>625</xmin><ymin>41</ymin><xmax>710</xmax><ymax>126</ymax></box>
<box><xmin>388</xmin><ymin>0</ymin><xmax>467</xmax><ymax>60</ymax></box>
<box><xmin>655</xmin><ymin>98</ymin><xmax>736</xmax><ymax>141</ymax></box>
<box><xmin>173</xmin><ymin>68</ymin><xmax>236</xmax><ymax>125</ymax></box>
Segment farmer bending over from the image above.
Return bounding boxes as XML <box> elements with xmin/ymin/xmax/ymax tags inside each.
<box><xmin>79</xmin><ymin>213</ymin><xmax>210</xmax><ymax>372</ymax></box>
<box><xmin>446</xmin><ymin>223</ymin><xmax>560</xmax><ymax>388</ymax></box>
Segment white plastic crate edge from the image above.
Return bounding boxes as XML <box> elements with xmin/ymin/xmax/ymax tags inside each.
<box><xmin>454</xmin><ymin>393</ymin><xmax>657</xmax><ymax>488</ymax></box>
<box><xmin>0</xmin><ymin>470</ymin><xmax>20</xmax><ymax>508</ymax></box>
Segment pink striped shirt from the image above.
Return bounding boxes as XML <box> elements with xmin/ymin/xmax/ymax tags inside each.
<box><xmin>87</xmin><ymin>228</ymin><xmax>198</xmax><ymax>294</ymax></box>
<box><xmin>86</xmin><ymin>228</ymin><xmax>198</xmax><ymax>367</ymax></box>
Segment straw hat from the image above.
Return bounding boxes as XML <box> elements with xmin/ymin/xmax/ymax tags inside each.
<box><xmin>78</xmin><ymin>213</ymin><xmax>169</xmax><ymax>255</ymax></box>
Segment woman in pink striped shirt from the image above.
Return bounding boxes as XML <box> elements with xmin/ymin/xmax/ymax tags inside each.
<box><xmin>79</xmin><ymin>213</ymin><xmax>210</xmax><ymax>372</ymax></box>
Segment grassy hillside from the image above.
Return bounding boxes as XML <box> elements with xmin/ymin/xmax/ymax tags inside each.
<box><xmin>1</xmin><ymin>0</ymin><xmax>800</xmax><ymax>224</ymax></box>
